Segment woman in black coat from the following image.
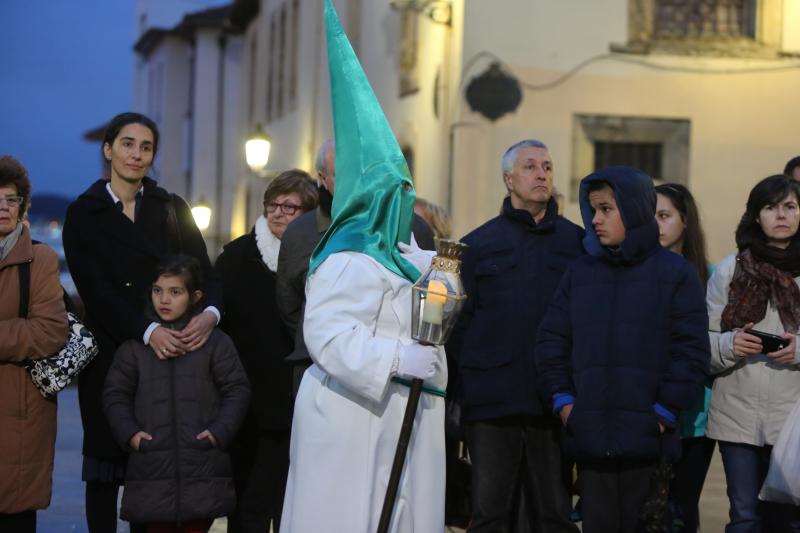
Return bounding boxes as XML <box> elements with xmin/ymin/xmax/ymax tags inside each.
<box><xmin>63</xmin><ymin>112</ymin><xmax>222</xmax><ymax>533</ymax></box>
<box><xmin>215</xmin><ymin>169</ymin><xmax>317</xmax><ymax>533</ymax></box>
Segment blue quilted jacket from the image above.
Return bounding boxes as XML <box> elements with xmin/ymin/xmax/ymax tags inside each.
<box><xmin>535</xmin><ymin>167</ymin><xmax>710</xmax><ymax>460</ymax></box>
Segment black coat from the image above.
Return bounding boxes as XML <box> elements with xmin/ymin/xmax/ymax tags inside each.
<box><xmin>103</xmin><ymin>328</ymin><xmax>250</xmax><ymax>523</ymax></box>
<box><xmin>215</xmin><ymin>230</ymin><xmax>294</xmax><ymax>431</ymax></box>
<box><xmin>63</xmin><ymin>178</ymin><xmax>222</xmax><ymax>458</ymax></box>
<box><xmin>535</xmin><ymin>167</ymin><xmax>710</xmax><ymax>461</ymax></box>
<box><xmin>446</xmin><ymin>197</ymin><xmax>585</xmax><ymax>421</ymax></box>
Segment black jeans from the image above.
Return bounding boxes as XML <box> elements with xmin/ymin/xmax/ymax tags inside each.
<box><xmin>227</xmin><ymin>429</ymin><xmax>291</xmax><ymax>533</ymax></box>
<box><xmin>0</xmin><ymin>510</ymin><xmax>36</xmax><ymax>533</ymax></box>
<box><xmin>465</xmin><ymin>416</ymin><xmax>578</xmax><ymax>533</ymax></box>
<box><xmin>670</xmin><ymin>436</ymin><xmax>715</xmax><ymax>531</ymax></box>
<box><xmin>579</xmin><ymin>458</ymin><xmax>658</xmax><ymax>533</ymax></box>
<box><xmin>85</xmin><ymin>481</ymin><xmax>147</xmax><ymax>533</ymax></box>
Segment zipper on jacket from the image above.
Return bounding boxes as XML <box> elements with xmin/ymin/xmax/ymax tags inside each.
<box><xmin>169</xmin><ymin>358</ymin><xmax>183</xmax><ymax>524</ymax></box>
<box><xmin>606</xmin><ymin>267</ymin><xmax>617</xmax><ymax>457</ymax></box>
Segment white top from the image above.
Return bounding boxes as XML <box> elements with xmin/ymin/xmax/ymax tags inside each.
<box><xmin>706</xmin><ymin>253</ymin><xmax>800</xmax><ymax>446</ymax></box>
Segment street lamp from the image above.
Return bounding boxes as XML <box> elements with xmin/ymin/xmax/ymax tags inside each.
<box><xmin>191</xmin><ymin>196</ymin><xmax>212</xmax><ymax>231</ymax></box>
<box><xmin>245</xmin><ymin>123</ymin><xmax>272</xmax><ymax>174</ymax></box>
<box><xmin>389</xmin><ymin>0</ymin><xmax>452</xmax><ymax>26</ymax></box>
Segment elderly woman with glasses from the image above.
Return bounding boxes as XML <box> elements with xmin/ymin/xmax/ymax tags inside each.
<box><xmin>0</xmin><ymin>156</ymin><xmax>68</xmax><ymax>532</ymax></box>
<box><xmin>215</xmin><ymin>169</ymin><xmax>318</xmax><ymax>532</ymax></box>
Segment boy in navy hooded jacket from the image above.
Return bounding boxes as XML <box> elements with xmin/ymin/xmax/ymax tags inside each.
<box><xmin>535</xmin><ymin>167</ymin><xmax>710</xmax><ymax>532</ymax></box>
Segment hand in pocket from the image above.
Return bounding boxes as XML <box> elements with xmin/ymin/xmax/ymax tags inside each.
<box><xmin>129</xmin><ymin>431</ymin><xmax>153</xmax><ymax>451</ymax></box>
<box><xmin>196</xmin><ymin>429</ymin><xmax>218</xmax><ymax>447</ymax></box>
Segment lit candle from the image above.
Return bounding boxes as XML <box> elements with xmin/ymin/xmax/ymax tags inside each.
<box><xmin>422</xmin><ymin>280</ymin><xmax>448</xmax><ymax>326</ymax></box>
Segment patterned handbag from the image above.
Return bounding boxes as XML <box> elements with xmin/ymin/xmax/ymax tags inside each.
<box><xmin>18</xmin><ymin>254</ymin><xmax>99</xmax><ymax>398</ymax></box>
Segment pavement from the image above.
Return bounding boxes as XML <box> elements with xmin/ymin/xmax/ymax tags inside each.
<box><xmin>38</xmin><ymin>386</ymin><xmax>730</xmax><ymax>532</ymax></box>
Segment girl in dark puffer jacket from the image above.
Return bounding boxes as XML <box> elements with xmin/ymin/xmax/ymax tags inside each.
<box><xmin>104</xmin><ymin>256</ymin><xmax>250</xmax><ymax>533</ymax></box>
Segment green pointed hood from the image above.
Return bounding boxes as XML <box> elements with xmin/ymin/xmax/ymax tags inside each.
<box><xmin>308</xmin><ymin>0</ymin><xmax>420</xmax><ymax>283</ymax></box>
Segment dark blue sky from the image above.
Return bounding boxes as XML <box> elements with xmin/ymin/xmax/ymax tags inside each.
<box><xmin>0</xmin><ymin>1</ymin><xmax>134</xmax><ymax>200</ymax></box>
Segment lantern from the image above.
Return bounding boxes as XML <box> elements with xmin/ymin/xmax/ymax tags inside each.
<box><xmin>411</xmin><ymin>239</ymin><xmax>468</xmax><ymax>345</ymax></box>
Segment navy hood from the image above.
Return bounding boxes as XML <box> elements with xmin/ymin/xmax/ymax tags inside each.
<box><xmin>579</xmin><ymin>166</ymin><xmax>660</xmax><ymax>264</ymax></box>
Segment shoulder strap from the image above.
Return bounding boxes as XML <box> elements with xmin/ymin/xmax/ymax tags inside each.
<box><xmin>18</xmin><ymin>261</ymin><xmax>31</xmax><ymax>318</ymax></box>
<box><xmin>17</xmin><ymin>240</ymin><xmax>75</xmax><ymax>318</ymax></box>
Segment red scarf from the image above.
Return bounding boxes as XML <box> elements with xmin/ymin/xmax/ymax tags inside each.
<box><xmin>720</xmin><ymin>248</ymin><xmax>800</xmax><ymax>332</ymax></box>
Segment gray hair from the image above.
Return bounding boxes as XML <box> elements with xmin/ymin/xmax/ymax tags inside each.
<box><xmin>315</xmin><ymin>139</ymin><xmax>335</xmax><ymax>175</ymax></box>
<box><xmin>501</xmin><ymin>139</ymin><xmax>549</xmax><ymax>176</ymax></box>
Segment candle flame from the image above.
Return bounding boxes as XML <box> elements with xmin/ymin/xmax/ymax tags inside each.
<box><xmin>427</xmin><ymin>279</ymin><xmax>448</xmax><ymax>304</ymax></box>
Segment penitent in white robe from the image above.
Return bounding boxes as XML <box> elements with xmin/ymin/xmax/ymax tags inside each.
<box><xmin>280</xmin><ymin>251</ymin><xmax>447</xmax><ymax>533</ymax></box>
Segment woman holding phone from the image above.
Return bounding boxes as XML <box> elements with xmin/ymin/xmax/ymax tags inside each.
<box><xmin>706</xmin><ymin>174</ymin><xmax>800</xmax><ymax>531</ymax></box>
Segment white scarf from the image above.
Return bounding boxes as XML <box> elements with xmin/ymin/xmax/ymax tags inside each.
<box><xmin>254</xmin><ymin>215</ymin><xmax>281</xmax><ymax>272</ymax></box>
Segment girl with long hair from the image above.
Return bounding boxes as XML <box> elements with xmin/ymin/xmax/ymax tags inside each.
<box><xmin>655</xmin><ymin>183</ymin><xmax>714</xmax><ymax>532</ymax></box>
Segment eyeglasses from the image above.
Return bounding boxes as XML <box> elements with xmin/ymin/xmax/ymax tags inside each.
<box><xmin>0</xmin><ymin>196</ymin><xmax>23</xmax><ymax>208</ymax></box>
<box><xmin>266</xmin><ymin>202</ymin><xmax>303</xmax><ymax>216</ymax></box>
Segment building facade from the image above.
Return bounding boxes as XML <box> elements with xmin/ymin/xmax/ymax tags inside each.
<box><xmin>135</xmin><ymin>0</ymin><xmax>800</xmax><ymax>262</ymax></box>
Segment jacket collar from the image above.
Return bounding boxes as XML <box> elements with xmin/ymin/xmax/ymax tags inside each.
<box><xmin>76</xmin><ymin>177</ymin><xmax>172</xmax><ymax>260</ymax></box>
<box><xmin>77</xmin><ymin>177</ymin><xmax>170</xmax><ymax>213</ymax></box>
<box><xmin>501</xmin><ymin>196</ymin><xmax>558</xmax><ymax>233</ymax></box>
<box><xmin>0</xmin><ymin>225</ymin><xmax>33</xmax><ymax>270</ymax></box>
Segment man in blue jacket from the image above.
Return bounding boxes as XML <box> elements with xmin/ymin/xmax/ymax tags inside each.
<box><xmin>447</xmin><ymin>139</ymin><xmax>583</xmax><ymax>532</ymax></box>
<box><xmin>535</xmin><ymin>167</ymin><xmax>710</xmax><ymax>533</ymax></box>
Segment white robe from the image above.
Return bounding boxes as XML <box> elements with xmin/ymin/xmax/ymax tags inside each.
<box><xmin>280</xmin><ymin>251</ymin><xmax>447</xmax><ymax>533</ymax></box>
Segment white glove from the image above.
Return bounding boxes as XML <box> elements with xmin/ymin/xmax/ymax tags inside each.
<box><xmin>398</xmin><ymin>233</ymin><xmax>435</xmax><ymax>272</ymax></box>
<box><xmin>397</xmin><ymin>343</ymin><xmax>438</xmax><ymax>380</ymax></box>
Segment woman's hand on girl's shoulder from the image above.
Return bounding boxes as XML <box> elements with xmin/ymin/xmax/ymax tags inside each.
<box><xmin>176</xmin><ymin>310</ymin><xmax>217</xmax><ymax>352</ymax></box>
<box><xmin>148</xmin><ymin>326</ymin><xmax>188</xmax><ymax>359</ymax></box>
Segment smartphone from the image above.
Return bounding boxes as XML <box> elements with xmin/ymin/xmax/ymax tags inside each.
<box><xmin>744</xmin><ymin>329</ymin><xmax>790</xmax><ymax>353</ymax></box>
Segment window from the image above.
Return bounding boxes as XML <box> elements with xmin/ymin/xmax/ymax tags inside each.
<box><xmin>266</xmin><ymin>16</ymin><xmax>276</xmax><ymax>123</ymax></box>
<box><xmin>654</xmin><ymin>0</ymin><xmax>756</xmax><ymax>39</ymax></box>
<box><xmin>398</xmin><ymin>8</ymin><xmax>419</xmax><ymax>97</ymax></box>
<box><xmin>347</xmin><ymin>0</ymin><xmax>363</xmax><ymax>56</ymax></box>
<box><xmin>621</xmin><ymin>0</ymin><xmax>782</xmax><ymax>56</ymax></box>
<box><xmin>289</xmin><ymin>0</ymin><xmax>300</xmax><ymax>106</ymax></box>
<box><xmin>267</xmin><ymin>4</ymin><xmax>288</xmax><ymax>120</ymax></box>
<box><xmin>146</xmin><ymin>62</ymin><xmax>164</xmax><ymax>123</ymax></box>
<box><xmin>571</xmin><ymin>115</ymin><xmax>691</xmax><ymax>200</ymax></box>
<box><xmin>249</xmin><ymin>35</ymin><xmax>258</xmax><ymax>121</ymax></box>
<box><xmin>277</xmin><ymin>4</ymin><xmax>287</xmax><ymax>117</ymax></box>
<box><xmin>594</xmin><ymin>142</ymin><xmax>663</xmax><ymax>180</ymax></box>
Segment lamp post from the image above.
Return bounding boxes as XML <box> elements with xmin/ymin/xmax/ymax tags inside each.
<box><xmin>245</xmin><ymin>123</ymin><xmax>272</xmax><ymax>175</ymax></box>
<box><xmin>191</xmin><ymin>196</ymin><xmax>212</xmax><ymax>232</ymax></box>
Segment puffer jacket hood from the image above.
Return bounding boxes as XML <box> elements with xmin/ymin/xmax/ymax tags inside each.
<box><xmin>579</xmin><ymin>166</ymin><xmax>659</xmax><ymax>264</ymax></box>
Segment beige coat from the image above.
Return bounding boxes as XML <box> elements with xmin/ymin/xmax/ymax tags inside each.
<box><xmin>0</xmin><ymin>227</ymin><xmax>68</xmax><ymax>513</ymax></box>
<box><xmin>706</xmin><ymin>253</ymin><xmax>800</xmax><ymax>446</ymax></box>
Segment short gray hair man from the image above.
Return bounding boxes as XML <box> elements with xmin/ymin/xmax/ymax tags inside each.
<box><xmin>501</xmin><ymin>139</ymin><xmax>549</xmax><ymax>177</ymax></box>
